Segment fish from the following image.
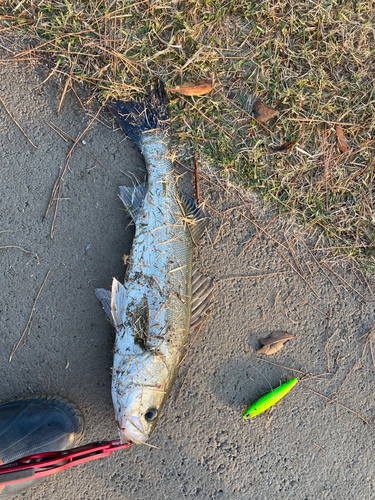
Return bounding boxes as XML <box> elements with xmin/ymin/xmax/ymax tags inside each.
<box><xmin>95</xmin><ymin>83</ymin><xmax>214</xmax><ymax>444</ymax></box>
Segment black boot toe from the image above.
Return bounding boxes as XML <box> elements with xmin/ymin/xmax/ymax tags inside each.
<box><xmin>0</xmin><ymin>395</ymin><xmax>85</xmax><ymax>499</ymax></box>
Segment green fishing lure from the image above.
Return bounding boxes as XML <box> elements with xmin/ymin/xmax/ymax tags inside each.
<box><xmin>243</xmin><ymin>378</ymin><xmax>298</xmax><ymax>419</ymax></box>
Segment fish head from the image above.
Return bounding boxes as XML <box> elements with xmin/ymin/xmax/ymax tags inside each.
<box><xmin>112</xmin><ymin>351</ymin><xmax>169</xmax><ymax>444</ymax></box>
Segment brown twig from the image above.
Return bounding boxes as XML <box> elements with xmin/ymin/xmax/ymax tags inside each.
<box><xmin>299</xmin><ymin>240</ymin><xmax>340</xmax><ymax>294</ymax></box>
<box><xmin>45</xmin><ymin>104</ymin><xmax>105</xmax><ymax>237</ymax></box>
<box><xmin>329</xmin><ymin>357</ymin><xmax>362</xmax><ymax>404</ymax></box>
<box><xmin>194</xmin><ymin>151</ymin><xmax>201</xmax><ymax>203</ymax></box>
<box><xmin>357</xmin><ymin>324</ymin><xmax>375</xmax><ymax>342</ymax></box>
<box><xmin>356</xmin><ymin>266</ymin><xmax>375</xmax><ymax>300</ymax></box>
<box><xmin>0</xmin><ymin>95</ymin><xmax>38</xmax><ymax>148</ymax></box>
<box><xmin>305</xmin><ymin>387</ymin><xmax>372</xmax><ymax>428</ymax></box>
<box><xmin>66</xmin><ymin>103</ymin><xmax>105</xmax><ymax>160</ymax></box>
<box><xmin>212</xmin><ymin>218</ymin><xmax>229</xmax><ymax>247</ymax></box>
<box><xmin>238</xmin><ymin>211</ymin><xmax>289</xmax><ymax>252</ymax></box>
<box><xmin>174</xmin><ymin>159</ymin><xmax>231</xmax><ymax>195</ymax></box>
<box><xmin>70</xmin><ymin>82</ymin><xmax>86</xmax><ymax>111</ymax></box>
<box><xmin>236</xmin><ymin>210</ymin><xmax>320</xmax><ymax>297</ymax></box>
<box><xmin>323</xmin><ymin>262</ymin><xmax>366</xmax><ymax>301</ymax></box>
<box><xmin>313</xmin><ymin>443</ymin><xmax>325</xmax><ymax>452</ymax></box>
<box><xmin>178</xmin><ymin>314</ymin><xmax>211</xmax><ymax>367</ymax></box>
<box><xmin>322</xmin><ymin>130</ymin><xmax>335</xmax><ymax>211</ymax></box>
<box><xmin>272</xmin><ymin>290</ymin><xmax>281</xmax><ymax>310</ymax></box>
<box><xmin>57</xmin><ymin>58</ymin><xmax>77</xmax><ymax>116</ymax></box>
<box><xmin>9</xmin><ymin>270</ymin><xmax>50</xmax><ymax>362</ymax></box>
<box><xmin>237</xmin><ymin>215</ymin><xmax>278</xmax><ymax>258</ymax></box>
<box><xmin>205</xmin><ymin>203</ymin><xmax>230</xmax><ymax>221</ymax></box>
<box><xmin>204</xmin><ymin>203</ymin><xmax>230</xmax><ymax>246</ymax></box>
<box><xmin>369</xmin><ymin>340</ymin><xmax>375</xmax><ymax>372</ymax></box>
<box><xmin>48</xmin><ymin>122</ymin><xmax>108</xmax><ymax>170</ymax></box>
<box><xmin>233</xmin><ymin>189</ymin><xmax>258</xmax><ymax>220</ymax></box>
<box><xmin>284</xmin><ymin>232</ymin><xmax>306</xmax><ymax>278</ymax></box>
<box><xmin>283</xmin><ymin>289</ymin><xmax>294</xmax><ymax>303</ymax></box>
<box><xmin>50</xmin><ymin>180</ymin><xmax>63</xmax><ymax>239</ymax></box>
<box><xmin>356</xmin><ymin>204</ymin><xmax>364</xmax><ymax>246</ymax></box>
<box><xmin>44</xmin><ymin>157</ymin><xmax>70</xmax><ymax>220</ymax></box>
<box><xmin>175</xmin><ymin>367</ymin><xmax>191</xmax><ymax>403</ymax></box>
<box><xmin>220</xmin><ymin>271</ymin><xmax>288</xmax><ymax>281</ymax></box>
<box><xmin>48</xmin><ymin>123</ymin><xmax>68</xmax><ymax>142</ymax></box>
<box><xmin>325</xmin><ymin>309</ymin><xmax>332</xmax><ymax>373</ymax></box>
<box><xmin>298</xmin><ymin>295</ymin><xmax>328</xmax><ymax>317</ymax></box>
<box><xmin>0</xmin><ymin>245</ymin><xmax>39</xmax><ymax>264</ymax></box>
<box><xmin>300</xmin><ymin>373</ymin><xmax>332</xmax><ymax>382</ymax></box>
<box><xmin>14</xmin><ymin>29</ymin><xmax>97</xmax><ymax>58</ymax></box>
<box><xmin>92</xmin><ymin>44</ymin><xmax>145</xmax><ymax>71</ymax></box>
<box><xmin>254</xmin><ymin>356</ymin><xmax>306</xmax><ymax>375</ymax></box>
<box><xmin>325</xmin><ymin>333</ymin><xmax>372</xmax><ymax>409</ymax></box>
<box><xmin>287</xmin><ymin>117</ymin><xmax>360</xmax><ymax>126</ymax></box>
<box><xmin>277</xmin><ymin>248</ymin><xmax>320</xmax><ymax>298</ymax></box>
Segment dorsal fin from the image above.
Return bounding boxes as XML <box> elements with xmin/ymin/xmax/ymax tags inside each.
<box><xmin>190</xmin><ymin>267</ymin><xmax>214</xmax><ymax>332</ymax></box>
<box><xmin>180</xmin><ymin>194</ymin><xmax>208</xmax><ymax>245</ymax></box>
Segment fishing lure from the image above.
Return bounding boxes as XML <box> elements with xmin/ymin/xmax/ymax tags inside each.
<box><xmin>243</xmin><ymin>378</ymin><xmax>298</xmax><ymax>419</ymax></box>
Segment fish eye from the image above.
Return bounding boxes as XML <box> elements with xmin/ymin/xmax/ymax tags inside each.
<box><xmin>145</xmin><ymin>408</ymin><xmax>158</xmax><ymax>421</ymax></box>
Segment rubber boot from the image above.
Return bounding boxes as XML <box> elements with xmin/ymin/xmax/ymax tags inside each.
<box><xmin>0</xmin><ymin>395</ymin><xmax>85</xmax><ymax>499</ymax></box>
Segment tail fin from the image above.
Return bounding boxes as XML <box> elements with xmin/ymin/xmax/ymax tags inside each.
<box><xmin>107</xmin><ymin>82</ymin><xmax>170</xmax><ymax>149</ymax></box>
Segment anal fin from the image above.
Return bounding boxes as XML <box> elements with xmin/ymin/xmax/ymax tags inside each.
<box><xmin>190</xmin><ymin>267</ymin><xmax>214</xmax><ymax>332</ymax></box>
<box><xmin>119</xmin><ymin>183</ymin><xmax>147</xmax><ymax>222</ymax></box>
<box><xmin>180</xmin><ymin>194</ymin><xmax>208</xmax><ymax>245</ymax></box>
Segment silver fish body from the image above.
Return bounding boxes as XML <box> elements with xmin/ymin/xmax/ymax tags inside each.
<box><xmin>96</xmin><ymin>85</ymin><xmax>212</xmax><ymax>443</ymax></box>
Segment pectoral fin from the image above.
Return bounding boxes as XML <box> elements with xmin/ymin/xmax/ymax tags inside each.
<box><xmin>111</xmin><ymin>278</ymin><xmax>128</xmax><ymax>330</ymax></box>
<box><xmin>95</xmin><ymin>288</ymin><xmax>112</xmax><ymax>320</ymax></box>
<box><xmin>190</xmin><ymin>268</ymin><xmax>215</xmax><ymax>332</ymax></box>
<box><xmin>119</xmin><ymin>183</ymin><xmax>147</xmax><ymax>222</ymax></box>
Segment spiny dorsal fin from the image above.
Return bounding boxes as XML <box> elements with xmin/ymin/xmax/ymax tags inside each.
<box><xmin>119</xmin><ymin>183</ymin><xmax>147</xmax><ymax>222</ymax></box>
<box><xmin>180</xmin><ymin>194</ymin><xmax>208</xmax><ymax>245</ymax></box>
<box><xmin>190</xmin><ymin>267</ymin><xmax>215</xmax><ymax>332</ymax></box>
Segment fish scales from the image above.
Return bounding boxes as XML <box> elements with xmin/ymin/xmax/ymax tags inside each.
<box><xmin>117</xmin><ymin>136</ymin><xmax>192</xmax><ymax>367</ymax></box>
<box><xmin>97</xmin><ymin>84</ymin><xmax>212</xmax><ymax>444</ymax></box>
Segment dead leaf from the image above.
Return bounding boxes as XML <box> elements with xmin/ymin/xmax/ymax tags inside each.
<box><xmin>169</xmin><ymin>79</ymin><xmax>213</xmax><ymax>96</ymax></box>
<box><xmin>257</xmin><ymin>331</ymin><xmax>296</xmax><ymax>355</ymax></box>
<box><xmin>274</xmin><ymin>99</ymin><xmax>288</xmax><ymax>109</ymax></box>
<box><xmin>270</xmin><ymin>139</ymin><xmax>298</xmax><ymax>153</ymax></box>
<box><xmin>252</xmin><ymin>99</ymin><xmax>279</xmax><ymax>123</ymax></box>
<box><xmin>335</xmin><ymin>124</ymin><xmax>348</xmax><ymax>153</ymax></box>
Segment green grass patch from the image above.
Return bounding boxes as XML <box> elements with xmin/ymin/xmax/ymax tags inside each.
<box><xmin>1</xmin><ymin>0</ymin><xmax>374</xmax><ymax>267</ymax></box>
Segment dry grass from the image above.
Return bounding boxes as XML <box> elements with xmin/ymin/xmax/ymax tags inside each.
<box><xmin>1</xmin><ymin>0</ymin><xmax>374</xmax><ymax>267</ymax></box>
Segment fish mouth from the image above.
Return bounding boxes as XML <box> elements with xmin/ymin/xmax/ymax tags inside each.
<box><xmin>119</xmin><ymin>416</ymin><xmax>148</xmax><ymax>444</ymax></box>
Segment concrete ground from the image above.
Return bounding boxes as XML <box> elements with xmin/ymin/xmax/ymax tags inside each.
<box><xmin>1</xmin><ymin>41</ymin><xmax>375</xmax><ymax>500</ymax></box>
